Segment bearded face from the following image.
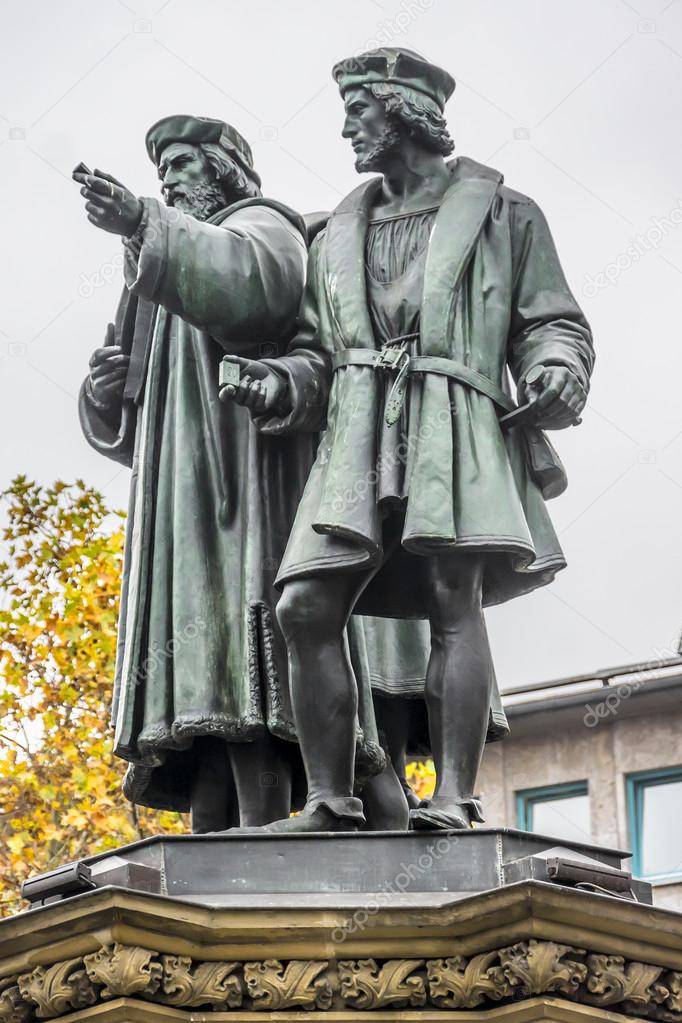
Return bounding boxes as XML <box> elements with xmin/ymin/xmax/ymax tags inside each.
<box><xmin>168</xmin><ymin>180</ymin><xmax>226</xmax><ymax>220</ymax></box>
<box><xmin>342</xmin><ymin>86</ymin><xmax>404</xmax><ymax>175</ymax></box>
<box><xmin>158</xmin><ymin>142</ymin><xmax>226</xmax><ymax>222</ymax></box>
<box><xmin>353</xmin><ymin>121</ymin><xmax>403</xmax><ymax>173</ymax></box>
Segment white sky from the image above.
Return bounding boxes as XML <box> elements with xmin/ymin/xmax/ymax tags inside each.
<box><xmin>1</xmin><ymin>0</ymin><xmax>682</xmax><ymax>688</ymax></box>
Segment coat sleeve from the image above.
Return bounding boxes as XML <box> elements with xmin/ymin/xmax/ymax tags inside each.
<box><xmin>78</xmin><ymin>378</ymin><xmax>136</xmax><ymax>469</ymax></box>
<box><xmin>507</xmin><ymin>197</ymin><xmax>594</xmax><ymax>391</ymax></box>
<box><xmin>253</xmin><ymin>233</ymin><xmax>333</xmax><ymax>435</ymax></box>
<box><xmin>123</xmin><ymin>198</ymin><xmax>307</xmax><ymax>348</ymax></box>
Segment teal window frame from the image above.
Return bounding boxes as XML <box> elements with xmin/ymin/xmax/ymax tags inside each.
<box><xmin>516</xmin><ymin>781</ymin><xmax>589</xmax><ymax>835</ymax></box>
<box><xmin>626</xmin><ymin>766</ymin><xmax>682</xmax><ymax>881</ymax></box>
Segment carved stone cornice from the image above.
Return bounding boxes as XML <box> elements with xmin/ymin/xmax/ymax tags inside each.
<box><xmin>2</xmin><ymin>939</ymin><xmax>682</xmax><ymax>1021</ymax></box>
<box><xmin>243</xmin><ymin>959</ymin><xmax>332</xmax><ymax>1010</ymax></box>
<box><xmin>0</xmin><ymin>979</ymin><xmax>32</xmax><ymax>1023</ymax></box>
<box><xmin>427</xmin><ymin>950</ymin><xmax>511</xmax><ymax>1008</ymax></box>
<box><xmin>338</xmin><ymin>958</ymin><xmax>426</xmax><ymax>1008</ymax></box>
<box><xmin>160</xmin><ymin>956</ymin><xmax>242</xmax><ymax>1009</ymax></box>
<box><xmin>83</xmin><ymin>945</ymin><xmax>162</xmax><ymax>1001</ymax></box>
<box><xmin>16</xmin><ymin>959</ymin><xmax>96</xmax><ymax>1020</ymax></box>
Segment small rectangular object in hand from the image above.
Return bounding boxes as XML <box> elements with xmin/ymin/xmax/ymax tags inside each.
<box><xmin>220</xmin><ymin>359</ymin><xmax>241</xmax><ymax>388</ymax></box>
<box><xmin>499</xmin><ymin>401</ymin><xmax>538</xmax><ymax>432</ymax></box>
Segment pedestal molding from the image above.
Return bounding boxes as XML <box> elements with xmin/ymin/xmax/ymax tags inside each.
<box><xmin>2</xmin><ymin>939</ymin><xmax>681</xmax><ymax>1021</ymax></box>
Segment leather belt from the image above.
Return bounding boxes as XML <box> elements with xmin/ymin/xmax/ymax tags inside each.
<box><xmin>332</xmin><ymin>348</ymin><xmax>516</xmax><ymax>425</ymax></box>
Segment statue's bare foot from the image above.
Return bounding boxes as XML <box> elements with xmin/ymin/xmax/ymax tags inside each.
<box><xmin>410</xmin><ymin>796</ymin><xmax>484</xmax><ymax>831</ymax></box>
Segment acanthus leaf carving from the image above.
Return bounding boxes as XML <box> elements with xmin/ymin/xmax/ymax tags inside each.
<box><xmin>427</xmin><ymin>952</ymin><xmax>512</xmax><ymax>1008</ymax></box>
<box><xmin>499</xmin><ymin>940</ymin><xmax>587</xmax><ymax>997</ymax></box>
<box><xmin>0</xmin><ymin>982</ymin><xmax>33</xmax><ymax>1023</ymax></box>
<box><xmin>243</xmin><ymin>960</ymin><xmax>332</xmax><ymax>1010</ymax></box>
<box><xmin>5</xmin><ymin>939</ymin><xmax>682</xmax><ymax>1022</ymax></box>
<box><xmin>338</xmin><ymin>958</ymin><xmax>425</xmax><ymax>1009</ymax></box>
<box><xmin>160</xmin><ymin>955</ymin><xmax>242</xmax><ymax>1009</ymax></box>
<box><xmin>83</xmin><ymin>944</ymin><xmax>162</xmax><ymax>1000</ymax></box>
<box><xmin>17</xmin><ymin>960</ymin><xmax>96</xmax><ymax>1020</ymax></box>
<box><xmin>587</xmin><ymin>955</ymin><xmax>668</xmax><ymax>1008</ymax></box>
<box><xmin>664</xmin><ymin>972</ymin><xmax>682</xmax><ymax>1014</ymax></box>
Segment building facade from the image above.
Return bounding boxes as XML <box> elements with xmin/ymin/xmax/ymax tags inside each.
<box><xmin>478</xmin><ymin>658</ymin><xmax>682</xmax><ymax>910</ymax></box>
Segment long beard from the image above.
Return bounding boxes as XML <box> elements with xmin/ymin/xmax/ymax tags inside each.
<box><xmin>355</xmin><ymin>123</ymin><xmax>403</xmax><ymax>173</ymax></box>
<box><xmin>169</xmin><ymin>181</ymin><xmax>226</xmax><ymax>221</ymax></box>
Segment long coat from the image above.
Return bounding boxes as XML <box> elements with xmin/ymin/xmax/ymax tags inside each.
<box><xmin>79</xmin><ymin>196</ymin><xmax>391</xmax><ymax>811</ymax></box>
<box><xmin>256</xmin><ymin>157</ymin><xmax>594</xmax><ymax>621</ymax></box>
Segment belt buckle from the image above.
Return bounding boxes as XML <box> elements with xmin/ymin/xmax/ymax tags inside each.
<box><xmin>377</xmin><ymin>342</ymin><xmax>409</xmax><ymax>371</ymax></box>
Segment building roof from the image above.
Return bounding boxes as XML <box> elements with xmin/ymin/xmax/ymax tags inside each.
<box><xmin>502</xmin><ymin>656</ymin><xmax>682</xmax><ymax>722</ymax></box>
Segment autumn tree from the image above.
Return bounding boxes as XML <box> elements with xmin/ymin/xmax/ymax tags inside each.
<box><xmin>0</xmin><ymin>478</ymin><xmax>185</xmax><ymax>917</ymax></box>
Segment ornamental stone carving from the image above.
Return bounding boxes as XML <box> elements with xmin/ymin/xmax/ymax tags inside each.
<box><xmin>82</xmin><ymin>944</ymin><xmax>162</xmax><ymax>1000</ymax></box>
<box><xmin>16</xmin><ymin>960</ymin><xmax>96</xmax><ymax>1020</ymax></box>
<box><xmin>338</xmin><ymin>958</ymin><xmax>426</xmax><ymax>1008</ymax></box>
<box><xmin>5</xmin><ymin>940</ymin><xmax>682</xmax><ymax>1020</ymax></box>
<box><xmin>427</xmin><ymin>951</ymin><xmax>511</xmax><ymax>1008</ymax></box>
<box><xmin>160</xmin><ymin>955</ymin><xmax>242</xmax><ymax>1009</ymax></box>
<box><xmin>243</xmin><ymin>959</ymin><xmax>332</xmax><ymax>1010</ymax></box>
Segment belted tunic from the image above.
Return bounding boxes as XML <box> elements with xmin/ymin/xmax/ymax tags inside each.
<box><xmin>255</xmin><ymin>157</ymin><xmax>594</xmax><ymax>621</ymax></box>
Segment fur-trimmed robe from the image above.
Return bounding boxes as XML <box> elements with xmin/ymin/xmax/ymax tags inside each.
<box><xmin>79</xmin><ymin>196</ymin><xmax>391</xmax><ymax>810</ymax></box>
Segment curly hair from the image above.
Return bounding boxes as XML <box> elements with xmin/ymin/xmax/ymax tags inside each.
<box><xmin>199</xmin><ymin>142</ymin><xmax>262</xmax><ymax>201</ymax></box>
<box><xmin>366</xmin><ymin>82</ymin><xmax>454</xmax><ymax>156</ymax></box>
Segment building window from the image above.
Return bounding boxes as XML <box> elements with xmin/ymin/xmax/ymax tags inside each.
<box><xmin>627</xmin><ymin>767</ymin><xmax>682</xmax><ymax>882</ymax></box>
<box><xmin>516</xmin><ymin>782</ymin><xmax>591</xmax><ymax>844</ymax></box>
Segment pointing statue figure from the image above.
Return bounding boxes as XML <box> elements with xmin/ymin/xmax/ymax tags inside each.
<box><xmin>74</xmin><ymin>114</ymin><xmax>440</xmax><ymax>834</ymax></box>
<box><xmin>74</xmin><ymin>116</ymin><xmax>386</xmax><ymax>830</ymax></box>
<box><xmin>221</xmin><ymin>49</ymin><xmax>594</xmax><ymax>832</ymax></box>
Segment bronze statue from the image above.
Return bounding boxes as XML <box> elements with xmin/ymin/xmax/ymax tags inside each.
<box><xmin>75</xmin><ymin>116</ymin><xmax>320</xmax><ymax>831</ymax></box>
<box><xmin>220</xmin><ymin>48</ymin><xmax>594</xmax><ymax>832</ymax></box>
<box><xmin>73</xmin><ymin>114</ymin><xmax>437</xmax><ymax>834</ymax></box>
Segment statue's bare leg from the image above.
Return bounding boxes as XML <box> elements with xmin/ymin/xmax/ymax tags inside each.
<box><xmin>190</xmin><ymin>736</ymin><xmax>237</xmax><ymax>833</ymax></box>
<box><xmin>261</xmin><ymin>568</ymin><xmax>377</xmax><ymax>832</ymax></box>
<box><xmin>411</xmin><ymin>552</ymin><xmax>492</xmax><ymax>831</ymax></box>
<box><xmin>227</xmin><ymin>734</ymin><xmax>293</xmax><ymax>826</ymax></box>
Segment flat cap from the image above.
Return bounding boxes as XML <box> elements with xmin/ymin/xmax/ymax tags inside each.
<box><xmin>145</xmin><ymin>115</ymin><xmax>261</xmax><ymax>187</ymax></box>
<box><xmin>332</xmin><ymin>47</ymin><xmax>455</xmax><ymax>111</ymax></box>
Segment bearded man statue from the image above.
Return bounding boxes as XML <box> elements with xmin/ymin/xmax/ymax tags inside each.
<box><xmin>75</xmin><ymin>116</ymin><xmax>387</xmax><ymax>830</ymax></box>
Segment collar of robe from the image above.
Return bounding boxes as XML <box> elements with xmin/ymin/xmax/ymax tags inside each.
<box><xmin>323</xmin><ymin>156</ymin><xmax>504</xmax><ymax>359</ymax></box>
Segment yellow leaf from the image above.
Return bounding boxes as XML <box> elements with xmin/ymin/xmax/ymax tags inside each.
<box><xmin>7</xmin><ymin>833</ymin><xmax>28</xmax><ymax>855</ymax></box>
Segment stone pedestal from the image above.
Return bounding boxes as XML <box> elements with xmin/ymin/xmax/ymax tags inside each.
<box><xmin>1</xmin><ymin>831</ymin><xmax>680</xmax><ymax>1023</ymax></box>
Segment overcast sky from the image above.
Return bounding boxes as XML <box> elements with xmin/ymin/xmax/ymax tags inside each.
<box><xmin>1</xmin><ymin>0</ymin><xmax>682</xmax><ymax>688</ymax></box>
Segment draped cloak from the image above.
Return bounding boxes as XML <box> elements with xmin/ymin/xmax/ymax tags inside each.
<box><xmin>78</xmin><ymin>196</ymin><xmax>394</xmax><ymax>811</ymax></box>
<box><xmin>254</xmin><ymin>157</ymin><xmax>594</xmax><ymax>622</ymax></box>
